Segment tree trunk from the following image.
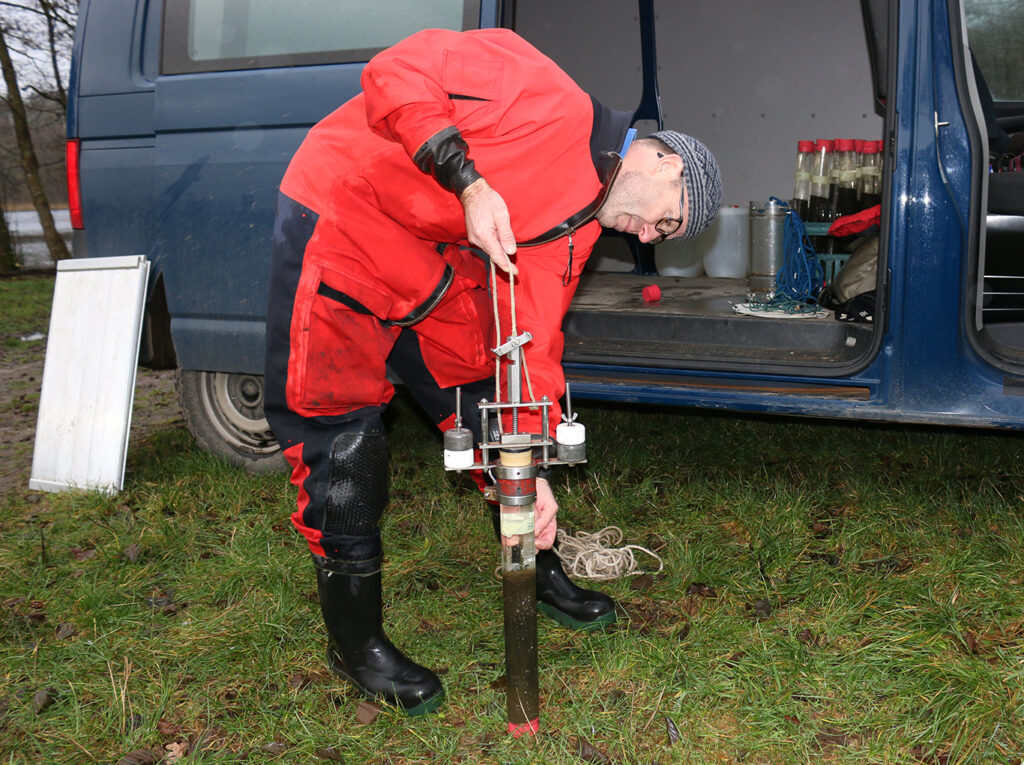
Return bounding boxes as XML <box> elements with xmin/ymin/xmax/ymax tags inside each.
<box><xmin>0</xmin><ymin>198</ymin><xmax>16</xmax><ymax>274</ymax></box>
<box><xmin>0</xmin><ymin>23</ymin><xmax>69</xmax><ymax>262</ymax></box>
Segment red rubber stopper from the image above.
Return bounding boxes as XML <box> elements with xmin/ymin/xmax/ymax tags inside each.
<box><xmin>642</xmin><ymin>284</ymin><xmax>661</xmax><ymax>303</ymax></box>
<box><xmin>508</xmin><ymin>718</ymin><xmax>540</xmax><ymax>737</ymax></box>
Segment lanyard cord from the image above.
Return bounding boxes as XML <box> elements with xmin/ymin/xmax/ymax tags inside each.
<box><xmin>490</xmin><ymin>262</ymin><xmax>537</xmax><ymax>428</ymax></box>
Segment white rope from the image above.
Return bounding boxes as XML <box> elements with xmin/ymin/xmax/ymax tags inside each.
<box><xmin>489</xmin><ymin>261</ymin><xmax>537</xmax><ymax>415</ymax></box>
<box><xmin>490</xmin><ymin>261</ymin><xmax>502</xmax><ymax>428</ymax></box>
<box><xmin>553</xmin><ymin>526</ymin><xmax>664</xmax><ymax>581</ymax></box>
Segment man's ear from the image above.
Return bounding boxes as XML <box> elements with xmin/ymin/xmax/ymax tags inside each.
<box><xmin>654</xmin><ymin>150</ymin><xmax>684</xmax><ymax>179</ymax></box>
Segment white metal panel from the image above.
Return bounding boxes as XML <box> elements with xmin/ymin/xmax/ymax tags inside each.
<box><xmin>29</xmin><ymin>255</ymin><xmax>149</xmax><ymax>495</ymax></box>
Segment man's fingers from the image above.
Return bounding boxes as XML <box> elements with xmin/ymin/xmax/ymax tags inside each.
<box><xmin>535</xmin><ymin>525</ymin><xmax>556</xmax><ymax>550</ymax></box>
<box><xmin>490</xmin><ymin>248</ymin><xmax>517</xmax><ymax>275</ymax></box>
<box><xmin>479</xmin><ymin>216</ymin><xmax>517</xmax><ymax>275</ymax></box>
<box><xmin>461</xmin><ymin>178</ymin><xmax>518</xmax><ymax>275</ymax></box>
<box><xmin>496</xmin><ymin>213</ymin><xmax>517</xmax><ymax>256</ymax></box>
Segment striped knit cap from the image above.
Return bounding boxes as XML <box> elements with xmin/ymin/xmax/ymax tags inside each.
<box><xmin>650</xmin><ymin>131</ymin><xmax>722</xmax><ymax>240</ymax></box>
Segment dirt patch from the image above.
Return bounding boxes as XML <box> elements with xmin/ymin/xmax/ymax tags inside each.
<box><xmin>0</xmin><ymin>341</ymin><xmax>181</xmax><ymax>501</ymax></box>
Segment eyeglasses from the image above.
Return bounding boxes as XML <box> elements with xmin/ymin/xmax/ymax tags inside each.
<box><xmin>651</xmin><ymin>151</ymin><xmax>685</xmax><ymax>244</ymax></box>
<box><xmin>650</xmin><ymin>216</ymin><xmax>684</xmax><ymax>244</ymax></box>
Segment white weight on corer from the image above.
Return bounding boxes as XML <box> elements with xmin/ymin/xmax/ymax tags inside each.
<box><xmin>443</xmin><ymin>448</ymin><xmax>475</xmax><ymax>469</ymax></box>
<box><xmin>556</xmin><ymin>421</ymin><xmax>585</xmax><ymax>444</ymax></box>
<box><xmin>29</xmin><ymin>255</ymin><xmax>149</xmax><ymax>495</ymax></box>
<box><xmin>443</xmin><ymin>424</ymin><xmax>474</xmax><ymax>470</ymax></box>
<box><xmin>555</xmin><ymin>420</ymin><xmax>586</xmax><ymax>462</ymax></box>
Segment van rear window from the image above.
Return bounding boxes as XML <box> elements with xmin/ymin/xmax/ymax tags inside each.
<box><xmin>161</xmin><ymin>0</ymin><xmax>481</xmax><ymax>74</ymax></box>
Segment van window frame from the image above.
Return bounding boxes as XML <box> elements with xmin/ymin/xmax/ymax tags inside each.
<box><xmin>160</xmin><ymin>0</ymin><xmax>483</xmax><ymax>75</ymax></box>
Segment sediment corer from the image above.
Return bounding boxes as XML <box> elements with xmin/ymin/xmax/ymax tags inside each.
<box><xmin>442</xmin><ymin>322</ymin><xmax>588</xmax><ymax>737</ymax></box>
<box><xmin>494</xmin><ymin>447</ymin><xmax>540</xmax><ymax>738</ymax></box>
<box><xmin>791</xmin><ymin>140</ymin><xmax>815</xmax><ymax>219</ymax></box>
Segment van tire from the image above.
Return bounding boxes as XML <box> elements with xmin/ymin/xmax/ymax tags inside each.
<box><xmin>176</xmin><ymin>369</ymin><xmax>288</xmax><ymax>474</ymax></box>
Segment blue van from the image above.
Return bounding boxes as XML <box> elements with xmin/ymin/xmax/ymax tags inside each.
<box><xmin>66</xmin><ymin>0</ymin><xmax>1024</xmax><ymax>471</ymax></box>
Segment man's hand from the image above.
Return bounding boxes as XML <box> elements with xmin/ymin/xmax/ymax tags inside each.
<box><xmin>460</xmin><ymin>178</ymin><xmax>518</xmax><ymax>275</ymax></box>
<box><xmin>499</xmin><ymin>476</ymin><xmax>558</xmax><ymax>550</ymax></box>
<box><xmin>533</xmin><ymin>477</ymin><xmax>558</xmax><ymax>550</ymax></box>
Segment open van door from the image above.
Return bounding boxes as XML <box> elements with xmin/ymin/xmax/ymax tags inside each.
<box><xmin>512</xmin><ymin>0</ymin><xmax>887</xmax><ymax>406</ymax></box>
<box><xmin>960</xmin><ymin>0</ymin><xmax>1024</xmax><ymax>374</ymax></box>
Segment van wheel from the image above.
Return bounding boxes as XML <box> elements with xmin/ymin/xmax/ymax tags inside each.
<box><xmin>175</xmin><ymin>369</ymin><xmax>288</xmax><ymax>474</ymax></box>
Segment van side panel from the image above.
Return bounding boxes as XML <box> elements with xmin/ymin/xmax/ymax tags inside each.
<box><xmin>69</xmin><ymin>0</ymin><xmax>155</xmax><ymax>264</ymax></box>
<box><xmin>72</xmin><ymin>1</ymin><xmax>486</xmax><ymax>374</ymax></box>
<box><xmin>152</xmin><ymin>65</ymin><xmax>366</xmax><ymax>373</ymax></box>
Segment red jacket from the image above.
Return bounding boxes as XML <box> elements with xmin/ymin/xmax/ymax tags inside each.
<box><xmin>280</xmin><ymin>28</ymin><xmax>610</xmax><ymax>431</ymax></box>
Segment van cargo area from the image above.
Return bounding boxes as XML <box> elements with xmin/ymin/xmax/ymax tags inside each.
<box><xmin>563</xmin><ymin>274</ymin><xmax>875</xmax><ymax>370</ymax></box>
<box><xmin>516</xmin><ymin>0</ymin><xmax>885</xmax><ymax>376</ymax></box>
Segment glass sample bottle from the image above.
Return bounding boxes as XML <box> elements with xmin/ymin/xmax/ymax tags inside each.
<box><xmin>860</xmin><ymin>139</ymin><xmax>882</xmax><ymax>209</ymax></box>
<box><xmin>831</xmin><ymin>139</ymin><xmax>860</xmax><ymax>218</ymax></box>
<box><xmin>806</xmin><ymin>139</ymin><xmax>834</xmax><ymax>253</ymax></box>
<box><xmin>791</xmin><ymin>140</ymin><xmax>815</xmax><ymax>219</ymax></box>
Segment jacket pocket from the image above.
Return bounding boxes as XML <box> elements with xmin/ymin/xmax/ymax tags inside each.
<box><xmin>412</xmin><ymin>272</ymin><xmax>494</xmax><ymax>388</ymax></box>
<box><xmin>442</xmin><ymin>50</ymin><xmax>502</xmax><ymax>100</ymax></box>
<box><xmin>286</xmin><ymin>265</ymin><xmax>397</xmax><ymax>415</ymax></box>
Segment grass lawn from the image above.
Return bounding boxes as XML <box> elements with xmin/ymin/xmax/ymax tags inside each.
<box><xmin>1</xmin><ymin>276</ymin><xmax>1023</xmax><ymax>763</ymax></box>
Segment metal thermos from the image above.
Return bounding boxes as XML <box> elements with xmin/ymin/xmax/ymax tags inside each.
<box><xmin>748</xmin><ymin>199</ymin><xmax>788</xmax><ymax>301</ymax></box>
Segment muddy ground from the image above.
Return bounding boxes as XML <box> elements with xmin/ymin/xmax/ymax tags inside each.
<box><xmin>1</xmin><ymin>335</ymin><xmax>181</xmax><ymax>502</ymax></box>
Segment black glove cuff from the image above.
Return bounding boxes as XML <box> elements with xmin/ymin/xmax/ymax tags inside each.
<box><xmin>413</xmin><ymin>126</ymin><xmax>483</xmax><ymax>197</ymax></box>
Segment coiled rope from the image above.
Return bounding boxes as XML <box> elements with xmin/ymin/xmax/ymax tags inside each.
<box><xmin>772</xmin><ymin>197</ymin><xmax>824</xmax><ymax>303</ymax></box>
<box><xmin>553</xmin><ymin>526</ymin><xmax>664</xmax><ymax>581</ymax></box>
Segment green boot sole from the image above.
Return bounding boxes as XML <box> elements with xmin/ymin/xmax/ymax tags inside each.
<box><xmin>538</xmin><ymin>601</ymin><xmax>617</xmax><ymax>631</ymax></box>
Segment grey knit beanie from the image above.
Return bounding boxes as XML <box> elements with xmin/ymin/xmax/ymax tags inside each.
<box><xmin>650</xmin><ymin>130</ymin><xmax>722</xmax><ymax>240</ymax></box>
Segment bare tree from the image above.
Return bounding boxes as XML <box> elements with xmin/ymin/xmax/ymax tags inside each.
<box><xmin>0</xmin><ymin>179</ymin><xmax>16</xmax><ymax>273</ymax></box>
<box><xmin>38</xmin><ymin>2</ymin><xmax>68</xmax><ymax>108</ymax></box>
<box><xmin>0</xmin><ymin>2</ymin><xmax>76</xmax><ymax>266</ymax></box>
<box><xmin>0</xmin><ymin>19</ymin><xmax>68</xmax><ymax>261</ymax></box>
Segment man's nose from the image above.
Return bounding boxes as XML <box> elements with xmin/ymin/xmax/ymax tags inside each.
<box><xmin>637</xmin><ymin>223</ymin><xmax>659</xmax><ymax>243</ymax></box>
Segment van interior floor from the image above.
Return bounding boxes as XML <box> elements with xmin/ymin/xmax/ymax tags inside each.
<box><xmin>562</xmin><ymin>271</ymin><xmax>875</xmax><ymax>369</ymax></box>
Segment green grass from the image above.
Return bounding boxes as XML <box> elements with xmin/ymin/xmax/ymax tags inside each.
<box><xmin>3</xmin><ymin>395</ymin><xmax>1023</xmax><ymax>764</ymax></box>
<box><xmin>2</xmin><ymin>275</ymin><xmax>1024</xmax><ymax>762</ymax></box>
<box><xmin>0</xmin><ymin>276</ymin><xmax>55</xmax><ymax>364</ymax></box>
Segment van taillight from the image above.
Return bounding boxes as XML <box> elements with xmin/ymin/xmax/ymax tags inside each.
<box><xmin>66</xmin><ymin>139</ymin><xmax>83</xmax><ymax>230</ymax></box>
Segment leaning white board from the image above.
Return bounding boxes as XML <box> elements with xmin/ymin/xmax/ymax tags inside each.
<box><xmin>29</xmin><ymin>255</ymin><xmax>149</xmax><ymax>495</ymax></box>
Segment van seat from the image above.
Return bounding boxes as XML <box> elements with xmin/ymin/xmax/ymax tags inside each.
<box><xmin>989</xmin><ymin>172</ymin><xmax>1024</xmax><ymax>216</ymax></box>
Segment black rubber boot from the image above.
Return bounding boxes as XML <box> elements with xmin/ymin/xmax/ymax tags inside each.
<box><xmin>314</xmin><ymin>554</ymin><xmax>445</xmax><ymax>716</ymax></box>
<box><xmin>535</xmin><ymin>548</ymin><xmax>617</xmax><ymax>631</ymax></box>
<box><xmin>490</xmin><ymin>507</ymin><xmax>616</xmax><ymax>631</ymax></box>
